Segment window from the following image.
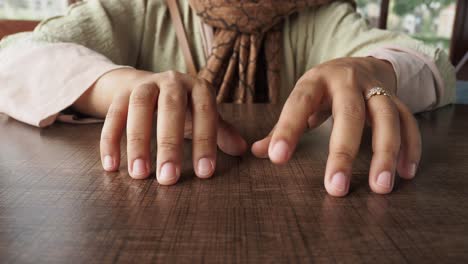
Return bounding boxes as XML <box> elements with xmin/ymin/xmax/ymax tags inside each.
<box><xmin>358</xmin><ymin>0</ymin><xmax>457</xmax><ymax>53</ymax></box>
<box><xmin>357</xmin><ymin>0</ymin><xmax>383</xmax><ymax>28</ymax></box>
<box><xmin>388</xmin><ymin>0</ymin><xmax>457</xmax><ymax>52</ymax></box>
<box><xmin>0</xmin><ymin>0</ymin><xmax>69</xmax><ymax>20</ymax></box>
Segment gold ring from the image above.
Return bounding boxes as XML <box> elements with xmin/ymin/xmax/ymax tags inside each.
<box><xmin>365</xmin><ymin>87</ymin><xmax>391</xmax><ymax>101</ymax></box>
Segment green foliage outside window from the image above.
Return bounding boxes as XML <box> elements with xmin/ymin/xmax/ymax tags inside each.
<box><xmin>357</xmin><ymin>0</ymin><xmax>456</xmax><ymax>51</ymax></box>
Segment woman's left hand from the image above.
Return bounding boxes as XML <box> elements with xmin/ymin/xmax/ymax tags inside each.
<box><xmin>251</xmin><ymin>57</ymin><xmax>421</xmax><ymax>197</ymax></box>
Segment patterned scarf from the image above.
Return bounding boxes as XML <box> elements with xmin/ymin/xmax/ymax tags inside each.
<box><xmin>189</xmin><ymin>0</ymin><xmax>354</xmax><ymax>103</ymax></box>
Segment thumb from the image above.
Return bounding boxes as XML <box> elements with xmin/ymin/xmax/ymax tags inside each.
<box><xmin>217</xmin><ymin>117</ymin><xmax>248</xmax><ymax>156</ymax></box>
<box><xmin>184</xmin><ymin>112</ymin><xmax>247</xmax><ymax>156</ymax></box>
<box><xmin>251</xmin><ymin>126</ymin><xmax>275</xmax><ymax>159</ymax></box>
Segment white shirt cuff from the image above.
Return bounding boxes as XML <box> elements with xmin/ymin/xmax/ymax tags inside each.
<box><xmin>0</xmin><ymin>41</ymin><xmax>130</xmax><ymax>127</ymax></box>
<box><xmin>366</xmin><ymin>46</ymin><xmax>443</xmax><ymax>113</ymax></box>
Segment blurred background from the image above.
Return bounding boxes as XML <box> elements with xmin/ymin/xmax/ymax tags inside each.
<box><xmin>357</xmin><ymin>0</ymin><xmax>457</xmax><ymax>52</ymax></box>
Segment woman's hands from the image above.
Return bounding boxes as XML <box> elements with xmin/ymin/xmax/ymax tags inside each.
<box><xmin>73</xmin><ymin>68</ymin><xmax>247</xmax><ymax>185</ymax></box>
<box><xmin>251</xmin><ymin>57</ymin><xmax>422</xmax><ymax>197</ymax></box>
<box><xmin>74</xmin><ymin>58</ymin><xmax>421</xmax><ymax>197</ymax></box>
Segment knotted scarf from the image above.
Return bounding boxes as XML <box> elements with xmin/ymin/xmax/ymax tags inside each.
<box><xmin>188</xmin><ymin>0</ymin><xmax>355</xmax><ymax>103</ymax></box>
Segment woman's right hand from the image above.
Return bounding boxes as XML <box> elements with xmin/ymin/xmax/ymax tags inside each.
<box><xmin>72</xmin><ymin>68</ymin><xmax>248</xmax><ymax>185</ymax></box>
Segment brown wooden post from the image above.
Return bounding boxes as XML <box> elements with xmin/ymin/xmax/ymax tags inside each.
<box><xmin>378</xmin><ymin>0</ymin><xmax>390</xmax><ymax>29</ymax></box>
<box><xmin>450</xmin><ymin>0</ymin><xmax>468</xmax><ymax>80</ymax></box>
<box><xmin>0</xmin><ymin>20</ymin><xmax>39</xmax><ymax>40</ymax></box>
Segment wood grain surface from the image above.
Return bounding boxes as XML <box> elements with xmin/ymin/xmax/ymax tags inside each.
<box><xmin>1</xmin><ymin>104</ymin><xmax>467</xmax><ymax>263</ymax></box>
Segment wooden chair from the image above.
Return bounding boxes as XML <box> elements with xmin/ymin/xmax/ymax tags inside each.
<box><xmin>0</xmin><ymin>20</ymin><xmax>39</xmax><ymax>40</ymax></box>
<box><xmin>451</xmin><ymin>0</ymin><xmax>468</xmax><ymax>80</ymax></box>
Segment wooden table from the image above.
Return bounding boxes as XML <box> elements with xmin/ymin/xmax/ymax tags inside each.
<box><xmin>1</xmin><ymin>105</ymin><xmax>467</xmax><ymax>263</ymax></box>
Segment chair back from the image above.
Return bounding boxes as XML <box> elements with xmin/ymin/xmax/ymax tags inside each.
<box><xmin>0</xmin><ymin>20</ymin><xmax>39</xmax><ymax>40</ymax></box>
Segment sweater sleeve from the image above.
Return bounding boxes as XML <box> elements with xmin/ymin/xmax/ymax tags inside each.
<box><xmin>0</xmin><ymin>0</ymin><xmax>148</xmax><ymax>127</ymax></box>
<box><xmin>0</xmin><ymin>40</ymin><xmax>129</xmax><ymax>127</ymax></box>
<box><xmin>29</xmin><ymin>0</ymin><xmax>148</xmax><ymax>66</ymax></box>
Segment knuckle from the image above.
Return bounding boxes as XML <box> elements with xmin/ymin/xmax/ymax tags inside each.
<box><xmin>193</xmin><ymin>103</ymin><xmax>212</xmax><ymax>114</ymax></box>
<box><xmin>193</xmin><ymin>135</ymin><xmax>216</xmax><ymax>147</ymax></box>
<box><xmin>100</xmin><ymin>133</ymin><xmax>120</xmax><ymax>146</ymax></box>
<box><xmin>161</xmin><ymin>90</ymin><xmax>187</xmax><ymax>110</ymax></box>
<box><xmin>373</xmin><ymin>104</ymin><xmax>398</xmax><ymax>118</ymax></box>
<box><xmin>193</xmin><ymin>100</ymin><xmax>216</xmax><ymax>115</ymax></box>
<box><xmin>197</xmin><ymin>78</ymin><xmax>215</xmax><ymax>94</ymax></box>
<box><xmin>319</xmin><ymin>61</ymin><xmax>358</xmax><ymax>82</ymax></box>
<box><xmin>195</xmin><ymin>81</ymin><xmax>214</xmax><ymax>96</ymax></box>
<box><xmin>339</xmin><ymin>102</ymin><xmax>365</xmax><ymax>121</ymax></box>
<box><xmin>275</xmin><ymin>120</ymin><xmax>296</xmax><ymax>133</ymax></box>
<box><xmin>329</xmin><ymin>60</ymin><xmax>359</xmax><ymax>82</ymax></box>
<box><xmin>157</xmin><ymin>70</ymin><xmax>183</xmax><ymax>85</ymax></box>
<box><xmin>341</xmin><ymin>65</ymin><xmax>358</xmax><ymax>83</ymax></box>
<box><xmin>297</xmin><ymin>70</ymin><xmax>323</xmax><ymax>88</ymax></box>
<box><xmin>158</xmin><ymin>137</ymin><xmax>180</xmax><ymax>152</ymax></box>
<box><xmin>376</xmin><ymin>146</ymin><xmax>400</xmax><ymax>160</ymax></box>
<box><xmin>193</xmin><ymin>83</ymin><xmax>216</xmax><ymax>111</ymax></box>
<box><xmin>113</xmin><ymin>89</ymin><xmax>132</xmax><ymax>102</ymax></box>
<box><xmin>130</xmin><ymin>84</ymin><xmax>157</xmax><ymax>106</ymax></box>
<box><xmin>288</xmin><ymin>90</ymin><xmax>315</xmax><ymax>106</ymax></box>
<box><xmin>306</xmin><ymin>65</ymin><xmax>325</xmax><ymax>79</ymax></box>
<box><xmin>126</xmin><ymin>132</ymin><xmax>146</xmax><ymax>145</ymax></box>
<box><xmin>106</xmin><ymin>107</ymin><xmax>126</xmax><ymax>119</ymax></box>
<box><xmin>164</xmin><ymin>70</ymin><xmax>182</xmax><ymax>81</ymax></box>
<box><xmin>198</xmin><ymin>78</ymin><xmax>212</xmax><ymax>88</ymax></box>
<box><xmin>376</xmin><ymin>146</ymin><xmax>399</xmax><ymax>160</ymax></box>
<box><xmin>311</xmin><ymin>58</ymin><xmax>361</xmax><ymax>83</ymax></box>
<box><xmin>330</xmin><ymin>145</ymin><xmax>356</xmax><ymax>163</ymax></box>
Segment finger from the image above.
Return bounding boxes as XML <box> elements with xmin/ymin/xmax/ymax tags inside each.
<box><xmin>217</xmin><ymin>117</ymin><xmax>248</xmax><ymax>156</ymax></box>
<box><xmin>307</xmin><ymin>100</ymin><xmax>331</xmax><ymax>129</ymax></box>
<box><xmin>253</xmin><ymin>109</ymin><xmax>331</xmax><ymax>159</ymax></box>
<box><xmin>324</xmin><ymin>90</ymin><xmax>366</xmax><ymax>197</ymax></box>
<box><xmin>126</xmin><ymin>84</ymin><xmax>159</xmax><ymax>179</ymax></box>
<box><xmin>100</xmin><ymin>89</ymin><xmax>131</xmax><ymax>172</ymax></box>
<box><xmin>184</xmin><ymin>111</ymin><xmax>248</xmax><ymax>157</ymax></box>
<box><xmin>253</xmin><ymin>105</ymin><xmax>330</xmax><ymax>159</ymax></box>
<box><xmin>184</xmin><ymin>110</ymin><xmax>193</xmax><ymax>139</ymax></box>
<box><xmin>191</xmin><ymin>80</ymin><xmax>218</xmax><ymax>179</ymax></box>
<box><xmin>159</xmin><ymin>71</ymin><xmax>247</xmax><ymax>158</ymax></box>
<box><xmin>156</xmin><ymin>82</ymin><xmax>187</xmax><ymax>185</ymax></box>
<box><xmin>367</xmin><ymin>95</ymin><xmax>401</xmax><ymax>194</ymax></box>
<box><xmin>268</xmin><ymin>79</ymin><xmax>324</xmax><ymax>164</ymax></box>
<box><xmin>252</xmin><ymin>127</ymin><xmax>275</xmax><ymax>159</ymax></box>
<box><xmin>393</xmin><ymin>97</ymin><xmax>421</xmax><ymax>179</ymax></box>
<box><xmin>252</xmin><ymin>136</ymin><xmax>271</xmax><ymax>159</ymax></box>
<box><xmin>307</xmin><ymin>110</ymin><xmax>331</xmax><ymax>130</ymax></box>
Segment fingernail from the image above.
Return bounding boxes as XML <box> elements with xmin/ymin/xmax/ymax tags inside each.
<box><xmin>132</xmin><ymin>159</ymin><xmax>147</xmax><ymax>177</ymax></box>
<box><xmin>377</xmin><ymin>171</ymin><xmax>393</xmax><ymax>188</ymax></box>
<box><xmin>159</xmin><ymin>162</ymin><xmax>180</xmax><ymax>183</ymax></box>
<box><xmin>270</xmin><ymin>140</ymin><xmax>290</xmax><ymax>162</ymax></box>
<box><xmin>409</xmin><ymin>163</ymin><xmax>418</xmax><ymax>178</ymax></box>
<box><xmin>197</xmin><ymin>158</ymin><xmax>214</xmax><ymax>178</ymax></box>
<box><xmin>103</xmin><ymin>155</ymin><xmax>114</xmax><ymax>171</ymax></box>
<box><xmin>331</xmin><ymin>172</ymin><xmax>347</xmax><ymax>192</ymax></box>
